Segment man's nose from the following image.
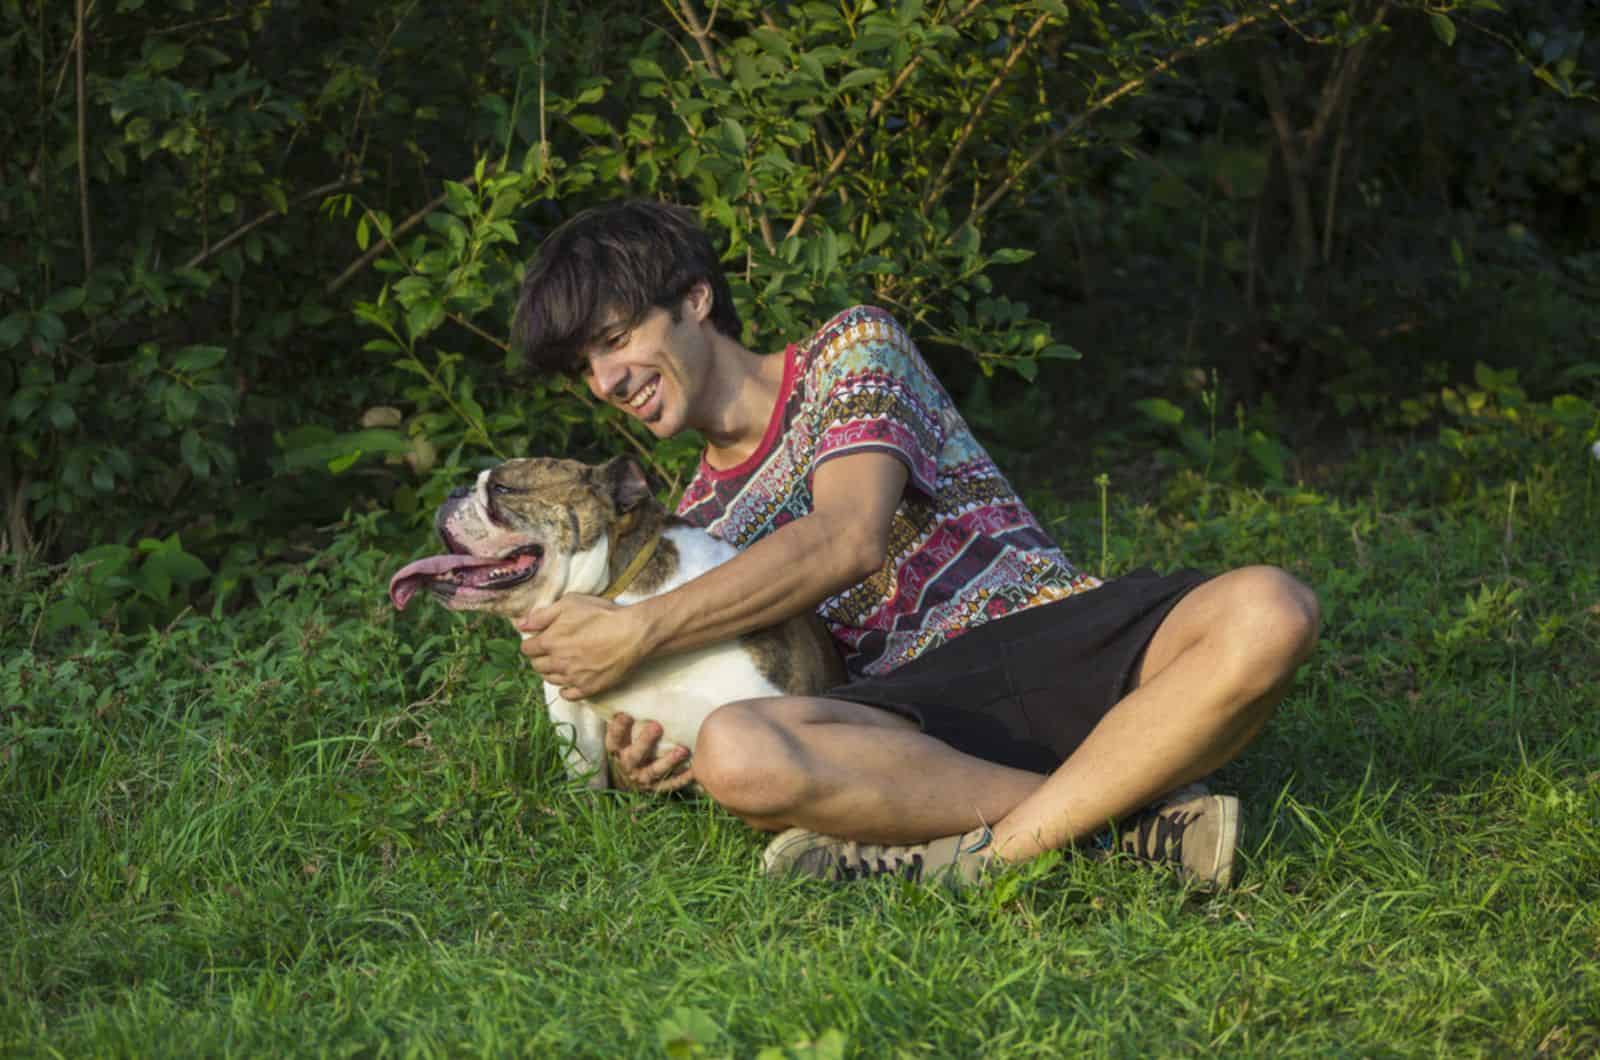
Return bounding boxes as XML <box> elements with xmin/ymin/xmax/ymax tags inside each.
<box><xmin>590</xmin><ymin>356</ymin><xmax>628</xmax><ymax>399</ymax></box>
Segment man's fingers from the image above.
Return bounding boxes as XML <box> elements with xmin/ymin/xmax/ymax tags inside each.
<box><xmin>518</xmin><ymin>602</ymin><xmax>569</xmax><ymax>634</ymax></box>
<box><xmin>650</xmin><ymin>764</ymin><xmax>696</xmax><ymax>794</ymax></box>
<box><xmin>515</xmin><ymin>603</ymin><xmax>558</xmax><ymax>634</ymax></box>
<box><xmin>604</xmin><ymin>713</ymin><xmax>634</xmax><ymax>755</ymax></box>
<box><xmin>601</xmin><ymin>714</ymin><xmax>687</xmax><ymax>793</ymax></box>
<box><xmin>617</xmin><ymin>720</ymin><xmax>663</xmax><ymax>770</ymax></box>
<box><xmin>638</xmin><ymin>747</ymin><xmax>691</xmax><ymax>792</ymax></box>
<box><xmin>640</xmin><ymin>745</ymin><xmax>688</xmax><ymax>782</ymax></box>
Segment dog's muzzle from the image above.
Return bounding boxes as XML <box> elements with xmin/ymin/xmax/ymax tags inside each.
<box><xmin>388</xmin><ymin>543</ymin><xmax>544</xmax><ymax>610</ymax></box>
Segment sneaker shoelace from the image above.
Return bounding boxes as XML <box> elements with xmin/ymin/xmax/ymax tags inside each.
<box><xmin>832</xmin><ymin>846</ymin><xmax>928</xmax><ymax>882</ymax></box>
<box><xmin>817</xmin><ymin>828</ymin><xmax>992</xmax><ymax>884</ymax></box>
<box><xmin>1133</xmin><ymin>807</ymin><xmax>1197</xmax><ymax>863</ymax></box>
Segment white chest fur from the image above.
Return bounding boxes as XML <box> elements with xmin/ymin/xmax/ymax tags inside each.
<box><xmin>538</xmin><ymin>525</ymin><xmax>784</xmax><ymax>788</ymax></box>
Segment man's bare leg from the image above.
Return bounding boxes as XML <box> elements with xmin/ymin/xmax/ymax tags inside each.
<box><xmin>692</xmin><ymin>696</ymin><xmax>1048</xmax><ymax>843</ymax></box>
<box><xmin>693</xmin><ymin>565</ymin><xmax>1319</xmax><ymax>858</ymax></box>
<box><xmin>989</xmin><ymin>566</ymin><xmax>1318</xmax><ymax>859</ymax></box>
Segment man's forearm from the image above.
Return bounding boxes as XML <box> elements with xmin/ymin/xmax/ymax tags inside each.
<box><xmin>635</xmin><ymin>514</ymin><xmax>875</xmax><ymax>658</ymax></box>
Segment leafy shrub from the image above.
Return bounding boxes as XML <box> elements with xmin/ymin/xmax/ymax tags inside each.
<box><xmin>5</xmin><ymin>0</ymin><xmax>1595</xmax><ymax>632</ymax></box>
<box><xmin>1133</xmin><ymin>374</ymin><xmax>1295</xmax><ymax>490</ymax></box>
<box><xmin>5</xmin><ymin>0</ymin><xmax>1116</xmax><ymax>609</ymax></box>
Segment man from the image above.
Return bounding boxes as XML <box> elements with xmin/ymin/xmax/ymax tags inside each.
<box><xmin>514</xmin><ymin>200</ymin><xmax>1320</xmax><ymax>888</ymax></box>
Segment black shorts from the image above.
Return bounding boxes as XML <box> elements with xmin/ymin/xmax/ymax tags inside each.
<box><xmin>826</xmin><ymin>568</ymin><xmax>1212</xmax><ymax>774</ymax></box>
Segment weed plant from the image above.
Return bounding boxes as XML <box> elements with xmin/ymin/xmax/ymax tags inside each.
<box><xmin>4</xmin><ymin>422</ymin><xmax>1599</xmax><ymax>1057</ymax></box>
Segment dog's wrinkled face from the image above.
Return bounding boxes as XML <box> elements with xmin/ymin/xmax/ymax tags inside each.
<box><xmin>388</xmin><ymin>456</ymin><xmax>650</xmax><ymax>619</ymax></box>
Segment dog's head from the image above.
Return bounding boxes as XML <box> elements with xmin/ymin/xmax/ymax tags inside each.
<box><xmin>388</xmin><ymin>455</ymin><xmax>657</xmax><ymax>619</ymax></box>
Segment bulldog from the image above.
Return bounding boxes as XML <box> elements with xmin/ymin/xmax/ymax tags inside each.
<box><xmin>388</xmin><ymin>456</ymin><xmax>845</xmax><ymax>789</ymax></box>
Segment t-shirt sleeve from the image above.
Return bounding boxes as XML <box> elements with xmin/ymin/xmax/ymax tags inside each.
<box><xmin>807</xmin><ymin>307</ymin><xmax>945</xmax><ymax>497</ymax></box>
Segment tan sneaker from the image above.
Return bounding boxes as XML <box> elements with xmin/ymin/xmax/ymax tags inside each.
<box><xmin>762</xmin><ymin>826</ymin><xmax>994</xmax><ymax>889</ymax></box>
<box><xmin>1113</xmin><ymin>783</ymin><xmax>1241</xmax><ymax>889</ymax></box>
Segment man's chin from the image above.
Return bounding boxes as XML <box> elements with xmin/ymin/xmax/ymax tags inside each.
<box><xmin>640</xmin><ymin>409</ymin><xmax>679</xmax><ymax>437</ymax></box>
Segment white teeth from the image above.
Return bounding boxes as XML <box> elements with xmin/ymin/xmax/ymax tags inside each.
<box><xmin>628</xmin><ymin>378</ymin><xmax>658</xmax><ymax>409</ymax></box>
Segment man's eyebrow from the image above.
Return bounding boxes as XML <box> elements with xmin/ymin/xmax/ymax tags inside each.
<box><xmin>595</xmin><ymin>315</ymin><xmax>632</xmax><ymax>343</ymax></box>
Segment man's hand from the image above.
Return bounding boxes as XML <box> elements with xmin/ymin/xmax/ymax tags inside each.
<box><xmin>605</xmin><ymin>713</ymin><xmax>696</xmax><ymax>794</ymax></box>
<box><xmin>517</xmin><ymin>595</ymin><xmax>651</xmax><ymax>699</ymax></box>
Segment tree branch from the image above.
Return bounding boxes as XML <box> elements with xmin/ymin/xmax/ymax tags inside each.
<box><xmin>48</xmin><ymin>0</ymin><xmax>94</xmax><ymax>108</ymax></box>
<box><xmin>926</xmin><ymin>8</ymin><xmax>1056</xmax><ymax>208</ymax></box>
<box><xmin>1304</xmin><ymin>7</ymin><xmax>1382</xmax><ymax>153</ymax></box>
<box><xmin>965</xmin><ymin>7</ymin><xmax>1274</xmax><ymax>233</ymax></box>
<box><xmin>447</xmin><ymin>310</ymin><xmax>511</xmax><ymax>354</ymax></box>
<box><xmin>325</xmin><ymin>172</ymin><xmax>481</xmax><ymax>296</ymax></box>
<box><xmin>787</xmin><ymin>0</ymin><xmax>986</xmax><ymax>240</ymax></box>
<box><xmin>675</xmin><ymin>0</ymin><xmax>777</xmax><ymax>255</ymax></box>
<box><xmin>183</xmin><ymin>179</ymin><xmax>359</xmax><ymax>272</ymax></box>
<box><xmin>676</xmin><ymin>0</ymin><xmax>722</xmax><ymax>70</ymax></box>
<box><xmin>1322</xmin><ymin>96</ymin><xmax>1350</xmax><ymax>266</ymax></box>
<box><xmin>1259</xmin><ymin>57</ymin><xmax>1317</xmax><ymax>274</ymax></box>
<box><xmin>1263</xmin><ymin>3</ymin><xmax>1382</xmax><ymax>276</ymax></box>
<box><xmin>62</xmin><ymin>177</ymin><xmax>361</xmax><ymax>356</ymax></box>
<box><xmin>75</xmin><ymin>0</ymin><xmax>93</xmax><ymax>277</ymax></box>
<box><xmin>1319</xmin><ymin>29</ymin><xmax>1379</xmax><ymax>265</ymax></box>
<box><xmin>2</xmin><ymin>452</ymin><xmax>35</xmax><ymax>568</ymax></box>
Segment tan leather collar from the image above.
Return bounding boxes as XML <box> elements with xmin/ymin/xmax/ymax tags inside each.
<box><xmin>599</xmin><ymin>528</ymin><xmax>660</xmax><ymax>601</ymax></box>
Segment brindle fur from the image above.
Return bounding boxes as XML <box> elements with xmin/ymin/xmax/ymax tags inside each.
<box><xmin>422</xmin><ymin>454</ymin><xmax>843</xmax><ymax>695</ymax></box>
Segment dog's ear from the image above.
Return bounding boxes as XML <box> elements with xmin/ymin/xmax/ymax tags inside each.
<box><xmin>600</xmin><ymin>455</ymin><xmax>654</xmax><ymax>512</ymax></box>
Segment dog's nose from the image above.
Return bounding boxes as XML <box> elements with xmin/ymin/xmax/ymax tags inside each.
<box><xmin>448</xmin><ymin>486</ymin><xmax>469</xmax><ymax>500</ymax></box>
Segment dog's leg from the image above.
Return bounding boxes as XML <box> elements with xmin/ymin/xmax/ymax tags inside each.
<box><xmin>544</xmin><ymin>682</ymin><xmax>610</xmax><ymax>790</ymax></box>
<box><xmin>570</xmin><ymin>711</ymin><xmax>609</xmax><ymax>791</ymax></box>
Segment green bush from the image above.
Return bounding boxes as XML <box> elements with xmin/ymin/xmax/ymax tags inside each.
<box><xmin>5</xmin><ymin>0</ymin><xmax>1595</xmax><ymax>631</ymax></box>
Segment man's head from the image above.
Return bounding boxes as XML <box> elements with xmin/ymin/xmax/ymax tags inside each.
<box><xmin>512</xmin><ymin>200</ymin><xmax>742</xmax><ymax>378</ymax></box>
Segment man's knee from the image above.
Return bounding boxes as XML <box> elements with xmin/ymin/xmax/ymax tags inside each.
<box><xmin>693</xmin><ymin>699</ymin><xmax>811</xmax><ymax>823</ymax></box>
<box><xmin>1214</xmin><ymin>565</ymin><xmax>1321</xmax><ymax>696</ymax></box>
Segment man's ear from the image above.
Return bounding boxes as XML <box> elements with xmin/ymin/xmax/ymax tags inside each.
<box><xmin>684</xmin><ymin>280</ymin><xmax>713</xmax><ymax>323</ymax></box>
<box><xmin>601</xmin><ymin>455</ymin><xmax>654</xmax><ymax>512</ymax></box>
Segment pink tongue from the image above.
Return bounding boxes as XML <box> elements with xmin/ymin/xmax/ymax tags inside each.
<box><xmin>389</xmin><ymin>553</ymin><xmax>512</xmax><ymax>610</ymax></box>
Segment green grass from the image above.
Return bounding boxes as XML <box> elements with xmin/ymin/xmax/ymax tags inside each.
<box><xmin>4</xmin><ymin>429</ymin><xmax>1600</xmax><ymax>1057</ymax></box>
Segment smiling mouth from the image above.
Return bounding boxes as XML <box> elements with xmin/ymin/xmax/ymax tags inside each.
<box><xmin>626</xmin><ymin>375</ymin><xmax>659</xmax><ymax>410</ymax></box>
<box><xmin>388</xmin><ymin>544</ymin><xmax>544</xmax><ymax>610</ymax></box>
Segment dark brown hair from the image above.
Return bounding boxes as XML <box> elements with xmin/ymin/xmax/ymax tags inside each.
<box><xmin>511</xmin><ymin>200</ymin><xmax>742</xmax><ymax>375</ymax></box>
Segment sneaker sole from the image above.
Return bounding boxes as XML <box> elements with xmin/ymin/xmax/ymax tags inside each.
<box><xmin>761</xmin><ymin>826</ymin><xmax>817</xmax><ymax>877</ymax></box>
<box><xmin>1202</xmin><ymin>794</ymin><xmax>1241</xmax><ymax>890</ymax></box>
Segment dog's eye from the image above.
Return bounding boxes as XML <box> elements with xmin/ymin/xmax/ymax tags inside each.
<box><xmin>490</xmin><ymin>482</ymin><xmax>518</xmax><ymax>496</ymax></box>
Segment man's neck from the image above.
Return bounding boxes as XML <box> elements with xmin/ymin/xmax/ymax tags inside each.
<box><xmin>695</xmin><ymin>331</ymin><xmax>786</xmax><ymax>470</ymax></box>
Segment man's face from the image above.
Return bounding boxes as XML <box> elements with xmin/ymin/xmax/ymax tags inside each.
<box><xmin>580</xmin><ymin>285</ymin><xmax>711</xmax><ymax>440</ymax></box>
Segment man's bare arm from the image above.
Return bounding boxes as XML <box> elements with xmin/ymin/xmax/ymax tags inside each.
<box><xmin>639</xmin><ymin>450</ymin><xmax>907</xmax><ymax>656</ymax></box>
<box><xmin>518</xmin><ymin>450</ymin><xmax>907</xmax><ymax>699</ymax></box>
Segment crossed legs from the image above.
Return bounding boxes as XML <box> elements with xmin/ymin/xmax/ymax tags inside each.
<box><xmin>691</xmin><ymin>565</ymin><xmax>1320</xmax><ymax>861</ymax></box>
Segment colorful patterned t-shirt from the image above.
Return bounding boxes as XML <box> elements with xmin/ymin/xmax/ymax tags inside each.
<box><xmin>676</xmin><ymin>305</ymin><xmax>1100</xmax><ymax>678</ymax></box>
